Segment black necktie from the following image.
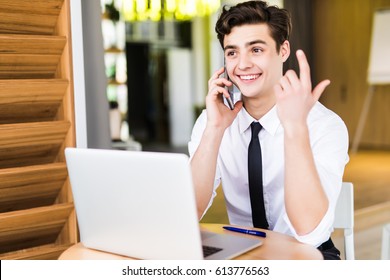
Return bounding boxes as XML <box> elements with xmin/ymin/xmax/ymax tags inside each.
<box><xmin>248</xmin><ymin>122</ymin><xmax>269</xmax><ymax>229</ymax></box>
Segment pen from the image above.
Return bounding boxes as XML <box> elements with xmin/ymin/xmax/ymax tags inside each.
<box><xmin>223</xmin><ymin>226</ymin><xmax>266</xmax><ymax>238</ymax></box>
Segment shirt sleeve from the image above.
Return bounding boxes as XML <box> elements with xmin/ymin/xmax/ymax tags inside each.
<box><xmin>284</xmin><ymin>108</ymin><xmax>350</xmax><ymax>247</ymax></box>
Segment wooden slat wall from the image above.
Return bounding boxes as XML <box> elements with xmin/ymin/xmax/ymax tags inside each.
<box><xmin>0</xmin><ymin>0</ymin><xmax>77</xmax><ymax>259</ymax></box>
<box><xmin>0</xmin><ymin>0</ymin><xmax>63</xmax><ymax>35</ymax></box>
<box><xmin>0</xmin><ymin>79</ymin><xmax>68</xmax><ymax>124</ymax></box>
<box><xmin>313</xmin><ymin>0</ymin><xmax>390</xmax><ymax>149</ymax></box>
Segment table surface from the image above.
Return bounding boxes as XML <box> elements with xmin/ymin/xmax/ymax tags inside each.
<box><xmin>59</xmin><ymin>223</ymin><xmax>323</xmax><ymax>260</ymax></box>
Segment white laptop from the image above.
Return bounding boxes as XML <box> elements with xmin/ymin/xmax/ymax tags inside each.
<box><xmin>65</xmin><ymin>147</ymin><xmax>262</xmax><ymax>260</ymax></box>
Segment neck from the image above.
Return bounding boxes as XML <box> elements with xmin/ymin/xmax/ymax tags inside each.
<box><xmin>243</xmin><ymin>94</ymin><xmax>276</xmax><ymax>120</ymax></box>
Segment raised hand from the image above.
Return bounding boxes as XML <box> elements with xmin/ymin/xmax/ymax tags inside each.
<box><xmin>274</xmin><ymin>50</ymin><xmax>330</xmax><ymax>130</ymax></box>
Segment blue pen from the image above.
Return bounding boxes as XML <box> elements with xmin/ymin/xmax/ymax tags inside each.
<box><xmin>223</xmin><ymin>226</ymin><xmax>266</xmax><ymax>238</ymax></box>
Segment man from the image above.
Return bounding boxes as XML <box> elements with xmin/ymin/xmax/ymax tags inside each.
<box><xmin>188</xmin><ymin>0</ymin><xmax>349</xmax><ymax>260</ymax></box>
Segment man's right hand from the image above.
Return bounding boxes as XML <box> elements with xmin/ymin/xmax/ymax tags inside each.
<box><xmin>205</xmin><ymin>67</ymin><xmax>243</xmax><ymax>130</ymax></box>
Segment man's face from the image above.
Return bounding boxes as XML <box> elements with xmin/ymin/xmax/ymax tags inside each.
<box><xmin>223</xmin><ymin>23</ymin><xmax>289</xmax><ymax>99</ymax></box>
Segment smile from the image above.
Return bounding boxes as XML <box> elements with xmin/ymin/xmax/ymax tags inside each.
<box><xmin>238</xmin><ymin>74</ymin><xmax>260</xmax><ymax>81</ymax></box>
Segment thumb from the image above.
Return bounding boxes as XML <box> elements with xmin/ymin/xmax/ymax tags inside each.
<box><xmin>233</xmin><ymin>100</ymin><xmax>243</xmax><ymax>112</ymax></box>
<box><xmin>312</xmin><ymin>79</ymin><xmax>330</xmax><ymax>101</ymax></box>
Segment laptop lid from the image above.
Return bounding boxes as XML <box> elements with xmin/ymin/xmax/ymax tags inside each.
<box><xmin>65</xmin><ymin>147</ymin><xmax>261</xmax><ymax>260</ymax></box>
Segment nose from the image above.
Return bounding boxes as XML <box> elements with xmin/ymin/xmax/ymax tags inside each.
<box><xmin>237</xmin><ymin>54</ymin><xmax>253</xmax><ymax>70</ymax></box>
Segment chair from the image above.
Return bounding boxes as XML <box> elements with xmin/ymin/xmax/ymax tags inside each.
<box><xmin>381</xmin><ymin>223</ymin><xmax>390</xmax><ymax>260</ymax></box>
<box><xmin>333</xmin><ymin>182</ymin><xmax>355</xmax><ymax>260</ymax></box>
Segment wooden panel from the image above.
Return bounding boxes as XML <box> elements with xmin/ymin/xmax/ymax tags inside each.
<box><xmin>0</xmin><ymin>34</ymin><xmax>66</xmax><ymax>54</ymax></box>
<box><xmin>0</xmin><ymin>163</ymin><xmax>67</xmax><ymax>189</ymax></box>
<box><xmin>0</xmin><ymin>145</ymin><xmax>63</xmax><ymax>169</ymax></box>
<box><xmin>0</xmin><ymin>32</ymin><xmax>66</xmax><ymax>81</ymax></box>
<box><xmin>0</xmin><ymin>244</ymin><xmax>71</xmax><ymax>260</ymax></box>
<box><xmin>0</xmin><ymin>54</ymin><xmax>61</xmax><ymax>79</ymax></box>
<box><xmin>363</xmin><ymin>85</ymin><xmax>390</xmax><ymax>147</ymax></box>
<box><xmin>0</xmin><ymin>163</ymin><xmax>68</xmax><ymax>212</ymax></box>
<box><xmin>0</xmin><ymin>0</ymin><xmax>79</xmax><ymax>259</ymax></box>
<box><xmin>313</xmin><ymin>0</ymin><xmax>390</xmax><ymax>148</ymax></box>
<box><xmin>0</xmin><ymin>121</ymin><xmax>70</xmax><ymax>169</ymax></box>
<box><xmin>54</xmin><ymin>0</ymin><xmax>76</xmax><ymax>147</ymax></box>
<box><xmin>0</xmin><ymin>203</ymin><xmax>74</xmax><ymax>254</ymax></box>
<box><xmin>0</xmin><ymin>121</ymin><xmax>70</xmax><ymax>148</ymax></box>
<box><xmin>53</xmin><ymin>0</ymin><xmax>78</xmax><ymax>249</ymax></box>
<box><xmin>0</xmin><ymin>79</ymin><xmax>68</xmax><ymax>123</ymax></box>
<box><xmin>0</xmin><ymin>0</ymin><xmax>64</xmax><ymax>35</ymax></box>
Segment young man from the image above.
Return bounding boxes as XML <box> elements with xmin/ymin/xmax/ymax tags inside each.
<box><xmin>188</xmin><ymin>1</ymin><xmax>349</xmax><ymax>260</ymax></box>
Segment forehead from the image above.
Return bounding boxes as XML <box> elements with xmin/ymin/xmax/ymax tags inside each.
<box><xmin>223</xmin><ymin>23</ymin><xmax>275</xmax><ymax>49</ymax></box>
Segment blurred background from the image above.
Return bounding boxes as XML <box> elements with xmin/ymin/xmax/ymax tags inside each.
<box><xmin>86</xmin><ymin>0</ymin><xmax>390</xmax><ymax>259</ymax></box>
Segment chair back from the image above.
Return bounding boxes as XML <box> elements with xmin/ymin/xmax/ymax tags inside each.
<box><xmin>381</xmin><ymin>223</ymin><xmax>390</xmax><ymax>260</ymax></box>
<box><xmin>333</xmin><ymin>182</ymin><xmax>355</xmax><ymax>260</ymax></box>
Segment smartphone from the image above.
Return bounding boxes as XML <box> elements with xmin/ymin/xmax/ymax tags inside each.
<box><xmin>223</xmin><ymin>61</ymin><xmax>241</xmax><ymax>110</ymax></box>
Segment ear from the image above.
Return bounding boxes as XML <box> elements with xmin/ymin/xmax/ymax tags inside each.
<box><xmin>280</xmin><ymin>40</ymin><xmax>290</xmax><ymax>62</ymax></box>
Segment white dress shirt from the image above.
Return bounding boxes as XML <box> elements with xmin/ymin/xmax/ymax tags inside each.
<box><xmin>188</xmin><ymin>102</ymin><xmax>349</xmax><ymax>247</ymax></box>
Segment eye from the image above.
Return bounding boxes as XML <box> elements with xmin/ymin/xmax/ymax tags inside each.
<box><xmin>226</xmin><ymin>50</ymin><xmax>235</xmax><ymax>57</ymax></box>
<box><xmin>253</xmin><ymin>47</ymin><xmax>263</xmax><ymax>54</ymax></box>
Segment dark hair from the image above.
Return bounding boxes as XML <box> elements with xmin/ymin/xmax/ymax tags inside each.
<box><xmin>215</xmin><ymin>0</ymin><xmax>292</xmax><ymax>52</ymax></box>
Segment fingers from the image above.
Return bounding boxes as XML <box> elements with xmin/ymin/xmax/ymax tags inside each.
<box><xmin>279</xmin><ymin>70</ymin><xmax>299</xmax><ymax>91</ymax></box>
<box><xmin>279</xmin><ymin>50</ymin><xmax>330</xmax><ymax>98</ymax></box>
<box><xmin>296</xmin><ymin>49</ymin><xmax>311</xmax><ymax>90</ymax></box>
<box><xmin>208</xmin><ymin>67</ymin><xmax>232</xmax><ymax>100</ymax></box>
<box><xmin>233</xmin><ymin>100</ymin><xmax>243</xmax><ymax>112</ymax></box>
<box><xmin>208</xmin><ymin>67</ymin><xmax>225</xmax><ymax>86</ymax></box>
<box><xmin>206</xmin><ymin>85</ymin><xmax>230</xmax><ymax>104</ymax></box>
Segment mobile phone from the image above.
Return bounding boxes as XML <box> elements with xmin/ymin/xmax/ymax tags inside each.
<box><xmin>223</xmin><ymin>64</ymin><xmax>241</xmax><ymax>110</ymax></box>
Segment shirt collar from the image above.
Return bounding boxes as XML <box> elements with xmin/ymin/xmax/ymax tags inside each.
<box><xmin>238</xmin><ymin>105</ymin><xmax>281</xmax><ymax>136</ymax></box>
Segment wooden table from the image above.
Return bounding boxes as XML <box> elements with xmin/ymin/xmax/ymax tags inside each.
<box><xmin>59</xmin><ymin>223</ymin><xmax>323</xmax><ymax>260</ymax></box>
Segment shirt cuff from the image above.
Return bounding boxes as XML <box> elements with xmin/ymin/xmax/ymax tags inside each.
<box><xmin>283</xmin><ymin>206</ymin><xmax>334</xmax><ymax>247</ymax></box>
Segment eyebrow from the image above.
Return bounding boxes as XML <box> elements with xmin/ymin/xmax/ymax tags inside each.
<box><xmin>224</xmin><ymin>39</ymin><xmax>268</xmax><ymax>51</ymax></box>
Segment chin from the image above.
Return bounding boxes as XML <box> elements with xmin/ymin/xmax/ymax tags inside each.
<box><xmin>241</xmin><ymin>90</ymin><xmax>260</xmax><ymax>98</ymax></box>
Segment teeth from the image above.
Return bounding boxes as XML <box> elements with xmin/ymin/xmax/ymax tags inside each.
<box><xmin>240</xmin><ymin>75</ymin><xmax>259</xmax><ymax>80</ymax></box>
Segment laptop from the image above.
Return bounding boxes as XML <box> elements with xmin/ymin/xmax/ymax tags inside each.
<box><xmin>65</xmin><ymin>147</ymin><xmax>262</xmax><ymax>260</ymax></box>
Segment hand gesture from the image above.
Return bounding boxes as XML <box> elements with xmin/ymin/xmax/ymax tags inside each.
<box><xmin>274</xmin><ymin>50</ymin><xmax>330</xmax><ymax>130</ymax></box>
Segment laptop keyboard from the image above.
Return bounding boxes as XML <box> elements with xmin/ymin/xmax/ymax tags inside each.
<box><xmin>202</xmin><ymin>245</ymin><xmax>223</xmax><ymax>257</ymax></box>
